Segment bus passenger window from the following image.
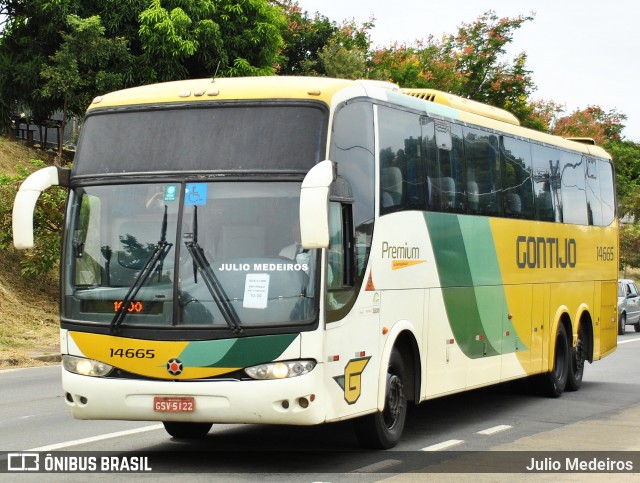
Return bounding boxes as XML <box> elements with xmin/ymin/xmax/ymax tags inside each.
<box><xmin>532</xmin><ymin>145</ymin><xmax>561</xmax><ymax>222</ymax></box>
<box><xmin>598</xmin><ymin>159</ymin><xmax>616</xmax><ymax>226</ymax></box>
<box><xmin>378</xmin><ymin>106</ymin><xmax>426</xmax><ymax>214</ymax></box>
<box><xmin>464</xmin><ymin>128</ymin><xmax>500</xmax><ymax>216</ymax></box>
<box><xmin>560</xmin><ymin>152</ymin><xmax>588</xmax><ymax>225</ymax></box>
<box><xmin>501</xmin><ymin>136</ymin><xmax>534</xmax><ymax>219</ymax></box>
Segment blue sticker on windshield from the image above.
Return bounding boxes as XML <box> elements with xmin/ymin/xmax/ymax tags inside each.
<box><xmin>185</xmin><ymin>183</ymin><xmax>207</xmax><ymax>206</ymax></box>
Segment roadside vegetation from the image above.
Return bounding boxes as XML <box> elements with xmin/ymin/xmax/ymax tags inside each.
<box><xmin>0</xmin><ymin>137</ymin><xmax>59</xmax><ymax>368</ymax></box>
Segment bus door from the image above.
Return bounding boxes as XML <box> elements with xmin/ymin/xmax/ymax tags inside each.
<box><xmin>323</xmin><ymin>194</ymin><xmax>380</xmax><ymax>419</ymax></box>
<box><xmin>596</xmin><ymin>280</ymin><xmax>618</xmax><ymax>358</ymax></box>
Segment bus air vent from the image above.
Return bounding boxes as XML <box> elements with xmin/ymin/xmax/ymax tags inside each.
<box><xmin>565</xmin><ymin>137</ymin><xmax>597</xmax><ymax>145</ymax></box>
<box><xmin>400</xmin><ymin>88</ymin><xmax>520</xmax><ymax>126</ymax></box>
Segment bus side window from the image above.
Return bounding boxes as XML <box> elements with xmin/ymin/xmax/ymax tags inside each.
<box><xmin>378</xmin><ymin>106</ymin><xmax>426</xmax><ymax>214</ymax></box>
<box><xmin>560</xmin><ymin>151</ymin><xmax>588</xmax><ymax>225</ymax></box>
<box><xmin>597</xmin><ymin>159</ymin><xmax>616</xmax><ymax>226</ymax></box>
<box><xmin>464</xmin><ymin>127</ymin><xmax>500</xmax><ymax>216</ymax></box>
<box><xmin>585</xmin><ymin>157</ymin><xmax>601</xmax><ymax>226</ymax></box>
<box><xmin>424</xmin><ymin>121</ymin><xmax>465</xmax><ymax>214</ymax></box>
<box><xmin>501</xmin><ymin>136</ymin><xmax>534</xmax><ymax>219</ymax></box>
<box><xmin>532</xmin><ymin>144</ymin><xmax>560</xmax><ymax>222</ymax></box>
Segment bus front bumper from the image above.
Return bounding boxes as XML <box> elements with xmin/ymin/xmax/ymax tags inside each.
<box><xmin>62</xmin><ymin>366</ymin><xmax>326</xmax><ymax>425</ymax></box>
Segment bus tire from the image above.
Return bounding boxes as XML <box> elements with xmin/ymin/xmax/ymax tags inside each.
<box><xmin>162</xmin><ymin>421</ymin><xmax>212</xmax><ymax>439</ymax></box>
<box><xmin>539</xmin><ymin>323</ymin><xmax>569</xmax><ymax>398</ymax></box>
<box><xmin>353</xmin><ymin>348</ymin><xmax>407</xmax><ymax>449</ymax></box>
<box><xmin>566</xmin><ymin>324</ymin><xmax>587</xmax><ymax>392</ymax></box>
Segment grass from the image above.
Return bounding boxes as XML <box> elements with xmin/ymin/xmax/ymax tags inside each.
<box><xmin>0</xmin><ymin>136</ymin><xmax>60</xmax><ymax>368</ymax></box>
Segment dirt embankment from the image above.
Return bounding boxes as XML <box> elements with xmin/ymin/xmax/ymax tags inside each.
<box><xmin>0</xmin><ymin>136</ymin><xmax>60</xmax><ymax>368</ymax></box>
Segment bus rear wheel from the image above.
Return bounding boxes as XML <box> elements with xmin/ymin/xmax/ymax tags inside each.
<box><xmin>162</xmin><ymin>421</ymin><xmax>212</xmax><ymax>439</ymax></box>
<box><xmin>353</xmin><ymin>348</ymin><xmax>407</xmax><ymax>449</ymax></box>
<box><xmin>538</xmin><ymin>323</ymin><xmax>569</xmax><ymax>398</ymax></box>
<box><xmin>566</xmin><ymin>324</ymin><xmax>588</xmax><ymax>392</ymax></box>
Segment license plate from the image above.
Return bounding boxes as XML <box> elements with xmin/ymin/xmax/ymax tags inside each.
<box><xmin>153</xmin><ymin>396</ymin><xmax>195</xmax><ymax>412</ymax></box>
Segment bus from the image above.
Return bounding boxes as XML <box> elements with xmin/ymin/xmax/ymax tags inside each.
<box><xmin>12</xmin><ymin>77</ymin><xmax>618</xmax><ymax>448</ymax></box>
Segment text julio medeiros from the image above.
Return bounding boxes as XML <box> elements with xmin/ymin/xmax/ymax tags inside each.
<box><xmin>526</xmin><ymin>457</ymin><xmax>634</xmax><ymax>472</ymax></box>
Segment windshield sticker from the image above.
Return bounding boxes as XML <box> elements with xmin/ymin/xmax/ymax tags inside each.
<box><xmin>185</xmin><ymin>183</ymin><xmax>207</xmax><ymax>206</ymax></box>
<box><xmin>163</xmin><ymin>185</ymin><xmax>177</xmax><ymax>202</ymax></box>
<box><xmin>243</xmin><ymin>273</ymin><xmax>270</xmax><ymax>309</ymax></box>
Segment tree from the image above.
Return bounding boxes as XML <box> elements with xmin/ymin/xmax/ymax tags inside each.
<box><xmin>317</xmin><ymin>19</ymin><xmax>372</xmax><ymax>79</ymax></box>
<box><xmin>276</xmin><ymin>1</ymin><xmax>373</xmax><ymax>78</ymax></box>
<box><xmin>551</xmin><ymin>105</ymin><xmax>626</xmax><ymax>146</ymax></box>
<box><xmin>276</xmin><ymin>0</ymin><xmax>335</xmax><ymax>75</ymax></box>
<box><xmin>0</xmin><ymin>0</ymin><xmax>286</xmax><ymax>131</ymax></box>
<box><xmin>39</xmin><ymin>14</ymin><xmax>129</xmax><ymax>160</ymax></box>
<box><xmin>139</xmin><ymin>0</ymin><xmax>285</xmax><ymax>80</ymax></box>
<box><xmin>368</xmin><ymin>11</ymin><xmax>536</xmax><ymax>124</ymax></box>
<box><xmin>369</xmin><ymin>39</ymin><xmax>464</xmax><ymax>90</ymax></box>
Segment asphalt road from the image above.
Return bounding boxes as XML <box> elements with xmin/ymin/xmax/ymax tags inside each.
<box><xmin>1</xmin><ymin>332</ymin><xmax>639</xmax><ymax>481</ymax></box>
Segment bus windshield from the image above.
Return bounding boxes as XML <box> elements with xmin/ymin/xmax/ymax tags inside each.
<box><xmin>73</xmin><ymin>103</ymin><xmax>327</xmax><ymax>176</ymax></box>
<box><xmin>63</xmin><ymin>182</ymin><xmax>318</xmax><ymax>332</ymax></box>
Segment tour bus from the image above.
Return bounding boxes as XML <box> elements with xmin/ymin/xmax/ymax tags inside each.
<box><xmin>12</xmin><ymin>76</ymin><xmax>618</xmax><ymax>448</ymax></box>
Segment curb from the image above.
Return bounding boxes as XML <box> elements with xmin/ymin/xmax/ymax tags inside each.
<box><xmin>33</xmin><ymin>354</ymin><xmax>62</xmax><ymax>363</ymax></box>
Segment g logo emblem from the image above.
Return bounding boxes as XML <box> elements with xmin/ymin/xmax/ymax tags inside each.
<box><xmin>333</xmin><ymin>357</ymin><xmax>371</xmax><ymax>404</ymax></box>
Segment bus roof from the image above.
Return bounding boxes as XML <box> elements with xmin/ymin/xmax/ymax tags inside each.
<box><xmin>88</xmin><ymin>76</ymin><xmax>357</xmax><ymax>110</ymax></box>
<box><xmin>88</xmin><ymin>76</ymin><xmax>611</xmax><ymax>160</ymax></box>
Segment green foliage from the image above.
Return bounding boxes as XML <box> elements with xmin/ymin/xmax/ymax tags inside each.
<box><xmin>368</xmin><ymin>10</ymin><xmax>536</xmax><ymax>123</ymax></box>
<box><xmin>0</xmin><ymin>0</ymin><xmax>286</xmax><ymax>129</ymax></box>
<box><xmin>318</xmin><ymin>33</ymin><xmax>366</xmax><ymax>80</ymax></box>
<box><xmin>40</xmin><ymin>15</ymin><xmax>130</xmax><ymax>117</ymax></box>
<box><xmin>276</xmin><ymin>1</ymin><xmax>336</xmax><ymax>75</ymax></box>
<box><xmin>620</xmin><ymin>222</ymin><xmax>640</xmax><ymax>270</ymax></box>
<box><xmin>610</xmin><ymin>140</ymin><xmax>640</xmax><ymax>213</ymax></box>
<box><xmin>0</xmin><ymin>159</ymin><xmax>66</xmax><ymax>276</ymax></box>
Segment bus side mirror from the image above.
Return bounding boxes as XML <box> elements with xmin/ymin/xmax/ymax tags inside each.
<box><xmin>12</xmin><ymin>166</ymin><xmax>68</xmax><ymax>249</ymax></box>
<box><xmin>300</xmin><ymin>160</ymin><xmax>336</xmax><ymax>249</ymax></box>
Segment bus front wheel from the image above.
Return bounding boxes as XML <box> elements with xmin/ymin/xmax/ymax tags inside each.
<box><xmin>162</xmin><ymin>421</ymin><xmax>212</xmax><ymax>439</ymax></box>
<box><xmin>539</xmin><ymin>323</ymin><xmax>569</xmax><ymax>398</ymax></box>
<box><xmin>353</xmin><ymin>348</ymin><xmax>408</xmax><ymax>449</ymax></box>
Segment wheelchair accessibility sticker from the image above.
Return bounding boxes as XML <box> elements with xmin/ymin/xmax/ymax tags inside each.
<box><xmin>185</xmin><ymin>183</ymin><xmax>207</xmax><ymax>206</ymax></box>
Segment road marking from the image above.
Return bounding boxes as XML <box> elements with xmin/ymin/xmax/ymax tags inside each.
<box><xmin>353</xmin><ymin>459</ymin><xmax>403</xmax><ymax>473</ymax></box>
<box><xmin>476</xmin><ymin>424</ymin><xmax>512</xmax><ymax>435</ymax></box>
<box><xmin>420</xmin><ymin>439</ymin><xmax>464</xmax><ymax>451</ymax></box>
<box><xmin>618</xmin><ymin>336</ymin><xmax>640</xmax><ymax>345</ymax></box>
<box><xmin>26</xmin><ymin>424</ymin><xmax>164</xmax><ymax>451</ymax></box>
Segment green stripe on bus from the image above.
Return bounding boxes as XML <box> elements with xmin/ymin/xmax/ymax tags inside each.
<box><xmin>178</xmin><ymin>333</ymin><xmax>299</xmax><ymax>368</ymax></box>
<box><xmin>425</xmin><ymin>212</ymin><xmax>525</xmax><ymax>358</ymax></box>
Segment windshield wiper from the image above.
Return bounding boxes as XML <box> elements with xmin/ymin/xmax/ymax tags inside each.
<box><xmin>110</xmin><ymin>205</ymin><xmax>173</xmax><ymax>334</ymax></box>
<box><xmin>184</xmin><ymin>206</ymin><xmax>244</xmax><ymax>336</ymax></box>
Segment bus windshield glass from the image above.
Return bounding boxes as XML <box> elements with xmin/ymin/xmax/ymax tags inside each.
<box><xmin>72</xmin><ymin>103</ymin><xmax>327</xmax><ymax>176</ymax></box>
<box><xmin>63</xmin><ymin>182</ymin><xmax>318</xmax><ymax>331</ymax></box>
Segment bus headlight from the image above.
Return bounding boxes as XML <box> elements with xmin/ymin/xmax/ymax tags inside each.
<box><xmin>63</xmin><ymin>355</ymin><xmax>113</xmax><ymax>377</ymax></box>
<box><xmin>244</xmin><ymin>360</ymin><xmax>316</xmax><ymax>380</ymax></box>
